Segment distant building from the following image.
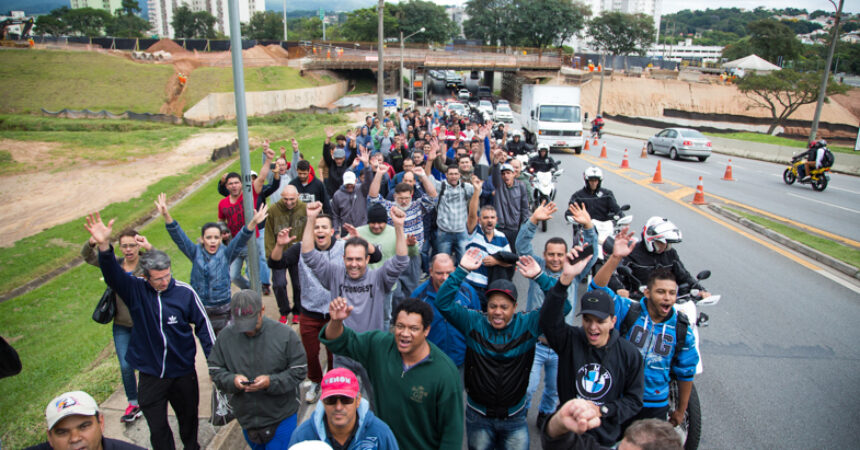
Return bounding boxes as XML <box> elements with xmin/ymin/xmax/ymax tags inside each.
<box><xmin>0</xmin><ymin>10</ymin><xmax>29</xmax><ymax>36</ymax></box>
<box><xmin>70</xmin><ymin>0</ymin><xmax>123</xmax><ymax>14</ymax></box>
<box><xmin>645</xmin><ymin>39</ymin><xmax>723</xmax><ymax>63</ymax></box>
<box><xmin>147</xmin><ymin>0</ymin><xmax>264</xmax><ymax>38</ymax></box>
<box><xmin>446</xmin><ymin>6</ymin><xmax>468</xmax><ymax>38</ymax></box>
<box><xmin>585</xmin><ymin>0</ymin><xmax>662</xmax><ymax>35</ymax></box>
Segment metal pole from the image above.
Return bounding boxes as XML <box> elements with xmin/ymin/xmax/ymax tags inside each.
<box><xmin>377</xmin><ymin>0</ymin><xmax>384</xmax><ymax>120</ymax></box>
<box><xmin>323</xmin><ymin>17</ymin><xmax>326</xmax><ymax>41</ymax></box>
<box><xmin>597</xmin><ymin>53</ymin><xmax>606</xmax><ymax>116</ymax></box>
<box><xmin>809</xmin><ymin>0</ymin><xmax>844</xmax><ymax>144</ymax></box>
<box><xmin>227</xmin><ymin>0</ymin><xmax>260</xmax><ymax>292</ymax></box>
<box><xmin>283</xmin><ymin>0</ymin><xmax>287</xmax><ymax>40</ymax></box>
<box><xmin>400</xmin><ymin>31</ymin><xmax>404</xmax><ymax>109</ymax></box>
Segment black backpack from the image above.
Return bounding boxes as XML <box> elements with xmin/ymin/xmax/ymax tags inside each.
<box><xmin>821</xmin><ymin>148</ymin><xmax>835</xmax><ymax>168</ymax></box>
<box><xmin>619</xmin><ymin>302</ymin><xmax>689</xmax><ymax>368</ymax></box>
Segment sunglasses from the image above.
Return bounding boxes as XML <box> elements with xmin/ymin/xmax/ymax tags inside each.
<box><xmin>322</xmin><ymin>395</ymin><xmax>356</xmax><ymax>406</ymax></box>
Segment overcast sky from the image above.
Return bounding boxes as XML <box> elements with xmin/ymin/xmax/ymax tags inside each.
<box><xmin>423</xmin><ymin>0</ymin><xmax>858</xmax><ymax>15</ymax></box>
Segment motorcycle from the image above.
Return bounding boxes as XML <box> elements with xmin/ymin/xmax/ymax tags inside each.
<box><xmin>616</xmin><ymin>266</ymin><xmax>720</xmax><ymax>450</ymax></box>
<box><xmin>567</xmin><ymin>205</ymin><xmax>632</xmax><ymax>278</ymax></box>
<box><xmin>783</xmin><ymin>157</ymin><xmax>830</xmax><ymax>192</ymax></box>
<box><xmin>590</xmin><ymin>121</ymin><xmax>604</xmax><ymax>139</ymax></box>
<box><xmin>529</xmin><ymin>167</ymin><xmax>564</xmax><ymax>232</ymax></box>
<box><xmin>511</xmin><ymin>150</ymin><xmax>535</xmax><ymax>170</ymax></box>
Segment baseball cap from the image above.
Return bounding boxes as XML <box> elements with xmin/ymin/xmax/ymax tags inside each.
<box><xmin>230</xmin><ymin>289</ymin><xmax>262</xmax><ymax>333</ymax></box>
<box><xmin>333</xmin><ymin>148</ymin><xmax>346</xmax><ymax>159</ymax></box>
<box><xmin>250</xmin><ymin>170</ymin><xmax>258</xmax><ymax>178</ymax></box>
<box><xmin>486</xmin><ymin>279</ymin><xmax>517</xmax><ymax>303</ymax></box>
<box><xmin>500</xmin><ymin>163</ymin><xmax>515</xmax><ymax>173</ymax></box>
<box><xmin>320</xmin><ymin>368</ymin><xmax>360</xmax><ymax>400</ymax></box>
<box><xmin>45</xmin><ymin>391</ymin><xmax>99</xmax><ymax>430</ymax></box>
<box><xmin>578</xmin><ymin>290</ymin><xmax>615</xmax><ymax>320</ymax></box>
<box><xmin>343</xmin><ymin>171</ymin><xmax>356</xmax><ymax>185</ymax></box>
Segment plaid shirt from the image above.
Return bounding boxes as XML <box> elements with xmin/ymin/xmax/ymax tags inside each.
<box><xmin>369</xmin><ymin>193</ymin><xmax>437</xmax><ymax>247</ymax></box>
<box><xmin>434</xmin><ymin>179</ymin><xmax>474</xmax><ymax>233</ymax></box>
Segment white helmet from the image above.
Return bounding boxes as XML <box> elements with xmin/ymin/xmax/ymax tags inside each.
<box><xmin>537</xmin><ymin>144</ymin><xmax>550</xmax><ymax>153</ymax></box>
<box><xmin>512</xmin><ymin>130</ymin><xmax>523</xmax><ymax>138</ymax></box>
<box><xmin>583</xmin><ymin>166</ymin><xmax>603</xmax><ymax>181</ymax></box>
<box><xmin>642</xmin><ymin>216</ymin><xmax>682</xmax><ymax>252</ymax></box>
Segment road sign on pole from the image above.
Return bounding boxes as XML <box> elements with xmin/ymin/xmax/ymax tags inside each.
<box><xmin>383</xmin><ymin>98</ymin><xmax>397</xmax><ymax>107</ymax></box>
<box><xmin>319</xmin><ymin>8</ymin><xmax>324</xmax><ymax>19</ymax></box>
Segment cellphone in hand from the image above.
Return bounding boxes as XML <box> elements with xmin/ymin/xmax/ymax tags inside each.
<box><xmin>240</xmin><ymin>379</ymin><xmax>255</xmax><ymax>386</ymax></box>
<box><xmin>567</xmin><ymin>244</ymin><xmax>594</xmax><ymax>265</ymax></box>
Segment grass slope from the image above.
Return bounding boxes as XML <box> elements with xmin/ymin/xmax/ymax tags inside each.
<box><xmin>706</xmin><ymin>131</ymin><xmax>854</xmax><ymax>154</ymax></box>
<box><xmin>182</xmin><ymin>66</ymin><xmax>329</xmax><ymax>112</ymax></box>
<box><xmin>0</xmin><ymin>115</ymin><xmax>345</xmax><ymax>448</ymax></box>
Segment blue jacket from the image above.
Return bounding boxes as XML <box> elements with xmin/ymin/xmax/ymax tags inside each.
<box><xmin>98</xmin><ymin>246</ymin><xmax>214</xmax><ymax>378</ymax></box>
<box><xmin>516</xmin><ymin>220</ymin><xmax>598</xmax><ymax>324</ymax></box>
<box><xmin>289</xmin><ymin>398</ymin><xmax>399</xmax><ymax>450</ymax></box>
<box><xmin>590</xmin><ymin>283</ymin><xmax>698</xmax><ymax>407</ymax></box>
<box><xmin>412</xmin><ymin>279</ymin><xmax>481</xmax><ymax>367</ymax></box>
<box><xmin>434</xmin><ymin>267</ymin><xmax>567</xmax><ymax>416</ymax></box>
<box><xmin>166</xmin><ymin>219</ymin><xmax>252</xmax><ymax>307</ymax></box>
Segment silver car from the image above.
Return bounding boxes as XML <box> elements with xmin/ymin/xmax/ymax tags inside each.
<box><xmin>647</xmin><ymin>128</ymin><xmax>712</xmax><ymax>162</ymax></box>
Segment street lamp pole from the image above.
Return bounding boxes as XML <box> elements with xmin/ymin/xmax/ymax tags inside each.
<box><xmin>377</xmin><ymin>0</ymin><xmax>384</xmax><ymax>121</ymax></box>
<box><xmin>809</xmin><ymin>0</ymin><xmax>844</xmax><ymax>144</ymax></box>
<box><xmin>400</xmin><ymin>27</ymin><xmax>425</xmax><ymax>109</ymax></box>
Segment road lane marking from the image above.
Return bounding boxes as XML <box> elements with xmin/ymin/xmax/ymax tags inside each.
<box><xmin>827</xmin><ymin>186</ymin><xmax>860</xmax><ymax>195</ymax></box>
<box><xmin>815</xmin><ymin>270</ymin><xmax>860</xmax><ymax>295</ymax></box>
<box><xmin>786</xmin><ymin>193</ymin><xmax>860</xmax><ymax>215</ymax></box>
<box><xmin>667</xmin><ymin>187</ymin><xmax>696</xmax><ymax>201</ymax></box>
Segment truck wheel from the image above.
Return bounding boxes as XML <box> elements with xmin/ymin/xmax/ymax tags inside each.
<box><xmin>574</xmin><ymin>146</ymin><xmax>582</xmax><ymax>154</ymax></box>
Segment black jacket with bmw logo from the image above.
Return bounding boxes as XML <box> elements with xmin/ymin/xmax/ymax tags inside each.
<box><xmin>539</xmin><ymin>279</ymin><xmax>644</xmax><ymax>446</ymax></box>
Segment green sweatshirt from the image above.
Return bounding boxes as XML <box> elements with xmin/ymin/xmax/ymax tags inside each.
<box><xmin>319</xmin><ymin>325</ymin><xmax>464</xmax><ymax>450</ymax></box>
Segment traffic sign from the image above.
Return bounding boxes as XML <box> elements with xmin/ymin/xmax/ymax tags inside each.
<box><xmin>319</xmin><ymin>8</ymin><xmax>325</xmax><ymax>20</ymax></box>
<box><xmin>383</xmin><ymin>98</ymin><xmax>397</xmax><ymax>107</ymax></box>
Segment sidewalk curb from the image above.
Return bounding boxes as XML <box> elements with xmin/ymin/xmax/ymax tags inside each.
<box><xmin>708</xmin><ymin>204</ymin><xmax>860</xmax><ymax>281</ymax></box>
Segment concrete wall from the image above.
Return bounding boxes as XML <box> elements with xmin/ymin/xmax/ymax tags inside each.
<box><xmin>184</xmin><ymin>81</ymin><xmax>349</xmax><ymax>122</ymax></box>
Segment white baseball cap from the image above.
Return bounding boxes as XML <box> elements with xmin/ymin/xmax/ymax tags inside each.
<box><xmin>45</xmin><ymin>391</ymin><xmax>99</xmax><ymax>430</ymax></box>
<box><xmin>343</xmin><ymin>171</ymin><xmax>357</xmax><ymax>185</ymax></box>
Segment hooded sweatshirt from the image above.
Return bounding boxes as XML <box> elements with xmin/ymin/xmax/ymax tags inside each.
<box><xmin>303</xmin><ymin>248</ymin><xmax>409</xmax><ymax>333</ymax></box>
<box><xmin>539</xmin><ymin>279</ymin><xmax>644</xmax><ymax>446</ymax></box>
<box><xmin>331</xmin><ymin>181</ymin><xmax>369</xmax><ymax>233</ymax></box>
<box><xmin>491</xmin><ymin>162</ymin><xmax>530</xmax><ymax>230</ymax></box>
<box><xmin>288</xmin><ymin>398</ymin><xmax>399</xmax><ymax>450</ymax></box>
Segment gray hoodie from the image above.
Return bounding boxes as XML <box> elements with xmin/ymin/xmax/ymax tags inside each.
<box><xmin>331</xmin><ymin>181</ymin><xmax>369</xmax><ymax>233</ymax></box>
<box><xmin>303</xmin><ymin>248</ymin><xmax>409</xmax><ymax>333</ymax></box>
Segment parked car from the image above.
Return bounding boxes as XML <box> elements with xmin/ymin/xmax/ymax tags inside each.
<box><xmin>445</xmin><ymin>70</ymin><xmax>463</xmax><ymax>88</ymax></box>
<box><xmin>647</xmin><ymin>128</ymin><xmax>712</xmax><ymax>162</ymax></box>
<box><xmin>477</xmin><ymin>86</ymin><xmax>493</xmax><ymax>100</ymax></box>
<box><xmin>477</xmin><ymin>100</ymin><xmax>494</xmax><ymax>116</ymax></box>
<box><xmin>496</xmin><ymin>99</ymin><xmax>510</xmax><ymax>107</ymax></box>
<box><xmin>446</xmin><ymin>102</ymin><xmax>467</xmax><ymax>117</ymax></box>
<box><xmin>494</xmin><ymin>104</ymin><xmax>514</xmax><ymax>123</ymax></box>
<box><xmin>458</xmin><ymin>89</ymin><xmax>471</xmax><ymax>102</ymax></box>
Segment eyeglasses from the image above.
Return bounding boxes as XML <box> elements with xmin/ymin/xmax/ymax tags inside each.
<box><xmin>120</xmin><ymin>244</ymin><xmax>139</xmax><ymax>249</ymax></box>
<box><xmin>322</xmin><ymin>396</ymin><xmax>355</xmax><ymax>406</ymax></box>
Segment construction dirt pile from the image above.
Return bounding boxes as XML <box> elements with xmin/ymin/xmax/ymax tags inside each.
<box><xmin>579</xmin><ymin>76</ymin><xmax>858</xmax><ymax>127</ymax></box>
<box><xmin>832</xmin><ymin>89</ymin><xmax>860</xmax><ymax>120</ymax></box>
<box><xmin>146</xmin><ymin>38</ymin><xmax>191</xmax><ymax>55</ymax></box>
<box><xmin>265</xmin><ymin>44</ymin><xmax>290</xmax><ymax>58</ymax></box>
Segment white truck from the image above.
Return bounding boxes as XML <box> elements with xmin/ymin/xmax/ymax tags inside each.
<box><xmin>520</xmin><ymin>85</ymin><xmax>584</xmax><ymax>153</ymax></box>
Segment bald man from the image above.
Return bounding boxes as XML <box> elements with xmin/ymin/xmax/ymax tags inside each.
<box><xmin>265</xmin><ymin>185</ymin><xmax>309</xmax><ymax>323</ymax></box>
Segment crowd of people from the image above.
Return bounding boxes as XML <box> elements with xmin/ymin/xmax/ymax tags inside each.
<box><xmin>35</xmin><ymin>105</ymin><xmax>708</xmax><ymax>450</ymax></box>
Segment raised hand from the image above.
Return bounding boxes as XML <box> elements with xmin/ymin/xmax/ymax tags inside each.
<box><xmin>262</xmin><ymin>139</ymin><xmax>270</xmax><ymax>151</ymax></box>
<box><xmin>306</xmin><ymin>201</ymin><xmax>322</xmax><ymax>219</ymax></box>
<box><xmin>612</xmin><ymin>226</ymin><xmax>636</xmax><ymax>258</ymax></box>
<box><xmin>562</xmin><ymin>247</ymin><xmax>592</xmax><ymax>279</ymax></box>
<box><xmin>135</xmin><ymin>234</ymin><xmax>153</xmax><ymax>251</ymax></box>
<box><xmin>342</xmin><ymin>223</ymin><xmax>359</xmax><ymax>239</ymax></box>
<box><xmin>551</xmin><ymin>399</ymin><xmax>602</xmax><ymax>436</ymax></box>
<box><xmin>567</xmin><ymin>202</ymin><xmax>592</xmax><ymax>226</ymax></box>
<box><xmin>516</xmin><ymin>255</ymin><xmax>542</xmax><ymax>279</ymax></box>
<box><xmin>276</xmin><ymin>228</ymin><xmax>294</xmax><ymax>246</ymax></box>
<box><xmin>84</xmin><ymin>212</ymin><xmax>114</xmax><ymax>247</ymax></box>
<box><xmin>412</xmin><ymin>166</ymin><xmax>426</xmax><ymax>178</ymax></box>
<box><xmin>250</xmin><ymin>203</ymin><xmax>269</xmax><ymax>227</ymax></box>
<box><xmin>291</xmin><ymin>138</ymin><xmax>299</xmax><ymax>151</ymax></box>
<box><xmin>357</xmin><ymin>146</ymin><xmax>370</xmax><ymax>165</ymax></box>
<box><xmin>264</xmin><ymin>147</ymin><xmax>276</xmax><ymax>161</ymax></box>
<box><xmin>328</xmin><ymin>297</ymin><xmax>353</xmax><ymax>321</ymax></box>
<box><xmin>325</xmin><ymin>126</ymin><xmax>335</xmax><ymax>139</ymax></box>
<box><xmin>471</xmin><ymin>175</ymin><xmax>483</xmax><ymax>191</ymax></box>
<box><xmin>460</xmin><ymin>247</ymin><xmax>483</xmax><ymax>271</ymax></box>
<box><xmin>406</xmin><ymin>234</ymin><xmax>417</xmax><ymax>246</ymax></box>
<box><xmin>154</xmin><ymin>192</ymin><xmax>169</xmax><ymax>219</ymax></box>
<box><xmin>532</xmin><ymin>201</ymin><xmax>557</xmax><ymax>223</ymax></box>
<box><xmin>390</xmin><ymin>206</ymin><xmax>406</xmax><ymax>228</ymax></box>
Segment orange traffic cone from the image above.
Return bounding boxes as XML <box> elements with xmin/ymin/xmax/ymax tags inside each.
<box><xmin>599</xmin><ymin>143</ymin><xmax>607</xmax><ymax>159</ymax></box>
<box><xmin>692</xmin><ymin>176</ymin><xmax>707</xmax><ymax>205</ymax></box>
<box><xmin>620</xmin><ymin>149</ymin><xmax>630</xmax><ymax>168</ymax></box>
<box><xmin>722</xmin><ymin>159</ymin><xmax>735</xmax><ymax>181</ymax></box>
<box><xmin>650</xmin><ymin>161</ymin><xmax>664</xmax><ymax>184</ymax></box>
<box><xmin>593</xmin><ymin>137</ymin><xmax>598</xmax><ymax>146</ymax></box>
<box><xmin>584</xmin><ymin>140</ymin><xmax>590</xmax><ymax>151</ymax></box>
<box><xmin>640</xmin><ymin>144</ymin><xmax>648</xmax><ymax>158</ymax></box>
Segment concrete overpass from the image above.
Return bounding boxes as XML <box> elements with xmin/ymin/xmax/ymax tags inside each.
<box><xmin>303</xmin><ymin>48</ymin><xmax>562</xmax><ymax>71</ymax></box>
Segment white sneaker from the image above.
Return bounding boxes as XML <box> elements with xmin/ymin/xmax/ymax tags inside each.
<box><xmin>305</xmin><ymin>382</ymin><xmax>320</xmax><ymax>403</ymax></box>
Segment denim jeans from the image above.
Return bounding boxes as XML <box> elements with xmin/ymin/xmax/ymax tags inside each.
<box><xmin>113</xmin><ymin>324</ymin><xmax>137</xmax><ymax>403</ymax></box>
<box><xmin>526</xmin><ymin>342</ymin><xmax>559</xmax><ymax>415</ymax></box>
<box><xmin>436</xmin><ymin>230</ymin><xmax>469</xmax><ymax>262</ymax></box>
<box><xmin>255</xmin><ymin>233</ymin><xmax>270</xmax><ymax>285</ymax></box>
<box><xmin>229</xmin><ymin>236</ymin><xmax>268</xmax><ymax>289</ymax></box>
<box><xmin>242</xmin><ymin>414</ymin><xmax>297</xmax><ymax>450</ymax></box>
<box><xmin>466</xmin><ymin>406</ymin><xmax>529</xmax><ymax>450</ymax></box>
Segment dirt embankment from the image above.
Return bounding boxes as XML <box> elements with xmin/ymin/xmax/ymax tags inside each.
<box><xmin>0</xmin><ymin>132</ymin><xmax>238</xmax><ymax>247</ymax></box>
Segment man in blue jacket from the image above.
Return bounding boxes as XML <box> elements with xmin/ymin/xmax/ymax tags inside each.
<box><xmin>412</xmin><ymin>253</ymin><xmax>481</xmax><ymax>375</ymax></box>
<box><xmin>289</xmin><ymin>368</ymin><xmax>399</xmax><ymax>449</ymax></box>
<box><xmin>86</xmin><ymin>212</ymin><xmax>215</xmax><ymax>450</ymax></box>
<box><xmin>590</xmin><ymin>228</ymin><xmax>698</xmax><ymax>428</ymax></box>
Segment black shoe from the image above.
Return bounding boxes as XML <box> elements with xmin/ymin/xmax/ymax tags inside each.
<box><xmin>536</xmin><ymin>412</ymin><xmax>550</xmax><ymax>430</ymax></box>
<box><xmin>262</xmin><ymin>284</ymin><xmax>271</xmax><ymax>295</ymax></box>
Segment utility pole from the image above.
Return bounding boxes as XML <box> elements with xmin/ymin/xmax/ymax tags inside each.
<box><xmin>809</xmin><ymin>0</ymin><xmax>844</xmax><ymax>144</ymax></box>
<box><xmin>227</xmin><ymin>0</ymin><xmax>259</xmax><ymax>292</ymax></box>
<box><xmin>400</xmin><ymin>27</ymin><xmax>425</xmax><ymax>109</ymax></box>
<box><xmin>597</xmin><ymin>52</ymin><xmax>606</xmax><ymax>116</ymax></box>
<box><xmin>282</xmin><ymin>0</ymin><xmax>287</xmax><ymax>41</ymax></box>
<box><xmin>377</xmin><ymin>0</ymin><xmax>384</xmax><ymax>120</ymax></box>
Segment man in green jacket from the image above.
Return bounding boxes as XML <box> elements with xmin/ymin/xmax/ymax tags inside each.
<box><xmin>320</xmin><ymin>296</ymin><xmax>464</xmax><ymax>450</ymax></box>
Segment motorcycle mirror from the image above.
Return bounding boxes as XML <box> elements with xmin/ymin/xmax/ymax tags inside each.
<box><xmin>620</xmin><ymin>204</ymin><xmax>631</xmax><ymax>211</ymax></box>
<box><xmin>697</xmin><ymin>295</ymin><xmax>721</xmax><ymax>306</ymax></box>
<box><xmin>617</xmin><ymin>216</ymin><xmax>633</xmax><ymax>225</ymax></box>
<box><xmin>564</xmin><ymin>214</ymin><xmax>575</xmax><ymax>225</ymax></box>
<box><xmin>696</xmin><ymin>270</ymin><xmax>711</xmax><ymax>280</ymax></box>
<box><xmin>555</xmin><ymin>168</ymin><xmax>564</xmax><ymax>176</ymax></box>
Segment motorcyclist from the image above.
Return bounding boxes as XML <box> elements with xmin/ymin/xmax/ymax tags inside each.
<box><xmin>611</xmin><ymin>217</ymin><xmax>710</xmax><ymax>299</ymax></box>
<box><xmin>795</xmin><ymin>139</ymin><xmax>831</xmax><ymax>182</ymax></box>
<box><xmin>528</xmin><ymin>144</ymin><xmax>558</xmax><ymax>173</ymax></box>
<box><xmin>506</xmin><ymin>131</ymin><xmax>530</xmax><ymax>156</ymax></box>
<box><xmin>591</xmin><ymin>114</ymin><xmax>605</xmax><ymax>136</ymax></box>
<box><xmin>567</xmin><ymin>167</ymin><xmax>621</xmax><ymax>222</ymax></box>
<box><xmin>493</xmin><ymin>123</ymin><xmax>506</xmax><ymax>141</ymax></box>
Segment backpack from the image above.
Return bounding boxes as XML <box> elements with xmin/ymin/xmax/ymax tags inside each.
<box><xmin>619</xmin><ymin>301</ymin><xmax>689</xmax><ymax>369</ymax></box>
<box><xmin>821</xmin><ymin>148</ymin><xmax>835</xmax><ymax>168</ymax></box>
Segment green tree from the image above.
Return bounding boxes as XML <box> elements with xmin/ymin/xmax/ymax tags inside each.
<box><xmin>64</xmin><ymin>7</ymin><xmax>112</xmax><ymax>36</ymax></box>
<box><xmin>779</xmin><ymin>19</ymin><xmax>823</xmax><ymax>35</ymax></box>
<box><xmin>513</xmin><ymin>0</ymin><xmax>590</xmax><ymax>49</ymax></box>
<box><xmin>242</xmin><ymin>11</ymin><xmax>284</xmax><ymax>40</ymax></box>
<box><xmin>736</xmin><ymin>69</ymin><xmax>848</xmax><ymax>134</ymax></box>
<box><xmin>746</xmin><ymin>19</ymin><xmax>802</xmax><ymax>64</ymax></box>
<box><xmin>390</xmin><ymin>0</ymin><xmax>456</xmax><ymax>44</ymax></box>
<box><xmin>463</xmin><ymin>0</ymin><xmax>516</xmax><ymax>46</ymax></box>
<box><xmin>171</xmin><ymin>6</ymin><xmax>216</xmax><ymax>38</ymax></box>
<box><xmin>107</xmin><ymin>0</ymin><xmax>150</xmax><ymax>38</ymax></box>
<box><xmin>35</xmin><ymin>7</ymin><xmax>71</xmax><ymax>36</ymax></box>
<box><xmin>119</xmin><ymin>0</ymin><xmax>141</xmax><ymax>15</ymax></box>
<box><xmin>721</xmin><ymin>36</ymin><xmax>754</xmax><ymax>60</ymax></box>
<box><xmin>588</xmin><ymin>11</ymin><xmax>655</xmax><ymax>68</ymax></box>
<box><xmin>338</xmin><ymin>6</ymin><xmax>397</xmax><ymax>42</ymax></box>
<box><xmin>695</xmin><ymin>30</ymin><xmax>740</xmax><ymax>46</ymax></box>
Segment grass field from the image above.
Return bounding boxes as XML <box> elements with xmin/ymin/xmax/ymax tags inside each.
<box><xmin>0</xmin><ymin>114</ymin><xmax>349</xmax><ymax>447</ymax></box>
<box><xmin>705</xmin><ymin>131</ymin><xmax>855</xmax><ymax>154</ymax></box>
<box><xmin>183</xmin><ymin>66</ymin><xmax>330</xmax><ymax>111</ymax></box>
<box><xmin>0</xmin><ymin>49</ymin><xmax>174</xmax><ymax>114</ymax></box>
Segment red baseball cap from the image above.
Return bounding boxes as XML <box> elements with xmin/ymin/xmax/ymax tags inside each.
<box><xmin>320</xmin><ymin>368</ymin><xmax>360</xmax><ymax>400</ymax></box>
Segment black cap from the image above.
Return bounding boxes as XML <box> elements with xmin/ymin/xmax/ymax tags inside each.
<box><xmin>367</xmin><ymin>203</ymin><xmax>387</xmax><ymax>224</ymax></box>
<box><xmin>577</xmin><ymin>290</ymin><xmax>615</xmax><ymax>320</ymax></box>
<box><xmin>486</xmin><ymin>279</ymin><xmax>517</xmax><ymax>303</ymax></box>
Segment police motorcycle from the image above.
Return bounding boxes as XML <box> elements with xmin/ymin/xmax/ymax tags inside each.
<box><xmin>526</xmin><ymin>164</ymin><xmax>563</xmax><ymax>232</ymax></box>
<box><xmin>567</xmin><ymin>204</ymin><xmax>632</xmax><ymax>277</ymax></box>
